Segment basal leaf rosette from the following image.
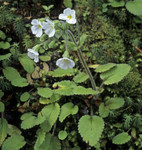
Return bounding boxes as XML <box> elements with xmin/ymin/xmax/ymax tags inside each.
<box><xmin>78</xmin><ymin>115</ymin><xmax>104</xmax><ymax>147</ymax></box>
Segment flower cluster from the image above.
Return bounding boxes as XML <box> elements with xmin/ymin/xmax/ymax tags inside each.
<box><xmin>28</xmin><ymin>8</ymin><xmax>76</xmax><ymax>69</ymax></box>
<box><xmin>31</xmin><ymin>19</ymin><xmax>55</xmax><ymax>38</ymax></box>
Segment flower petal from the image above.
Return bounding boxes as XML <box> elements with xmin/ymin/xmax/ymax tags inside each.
<box><xmin>34</xmin><ymin>56</ymin><xmax>39</xmax><ymax>63</ymax></box>
<box><xmin>48</xmin><ymin>28</ymin><xmax>55</xmax><ymax>37</ymax></box>
<box><xmin>63</xmin><ymin>8</ymin><xmax>71</xmax><ymax>15</ymax></box>
<box><xmin>59</xmin><ymin>14</ymin><xmax>67</xmax><ymax>20</ymax></box>
<box><xmin>42</xmin><ymin>22</ymin><xmax>50</xmax><ymax>29</ymax></box>
<box><xmin>28</xmin><ymin>52</ymin><xmax>35</xmax><ymax>59</ymax></box>
<box><xmin>56</xmin><ymin>57</ymin><xmax>75</xmax><ymax>70</ymax></box>
<box><xmin>31</xmin><ymin>26</ymin><xmax>38</xmax><ymax>34</ymax></box>
<box><xmin>67</xmin><ymin>18</ymin><xmax>76</xmax><ymax>24</ymax></box>
<box><xmin>36</xmin><ymin>28</ymin><xmax>43</xmax><ymax>37</ymax></box>
<box><xmin>46</xmin><ymin>19</ymin><xmax>54</xmax><ymax>25</ymax></box>
<box><xmin>31</xmin><ymin>19</ymin><xmax>39</xmax><ymax>25</ymax></box>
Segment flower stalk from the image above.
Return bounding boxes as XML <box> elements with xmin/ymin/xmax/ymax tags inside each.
<box><xmin>66</xmin><ymin>30</ymin><xmax>97</xmax><ymax>91</ymax></box>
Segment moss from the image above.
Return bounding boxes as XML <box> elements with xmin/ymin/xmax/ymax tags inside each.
<box><xmin>77</xmin><ymin>10</ymin><xmax>126</xmax><ymax>64</ymax></box>
<box><xmin>107</xmin><ymin>68</ymin><xmax>142</xmax><ymax>97</ymax></box>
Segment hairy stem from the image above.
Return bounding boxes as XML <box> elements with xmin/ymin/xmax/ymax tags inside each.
<box><xmin>67</xmin><ymin>30</ymin><xmax>97</xmax><ymax>91</ymax></box>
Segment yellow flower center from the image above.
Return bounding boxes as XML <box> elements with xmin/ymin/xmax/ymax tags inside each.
<box><xmin>67</xmin><ymin>15</ymin><xmax>72</xmax><ymax>20</ymax></box>
<box><xmin>38</xmin><ymin>25</ymin><xmax>42</xmax><ymax>28</ymax></box>
<box><xmin>50</xmin><ymin>25</ymin><xmax>54</xmax><ymax>29</ymax></box>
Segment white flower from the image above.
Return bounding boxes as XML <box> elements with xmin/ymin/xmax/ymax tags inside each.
<box><xmin>56</xmin><ymin>57</ymin><xmax>75</xmax><ymax>69</ymax></box>
<box><xmin>31</xmin><ymin>19</ymin><xmax>43</xmax><ymax>37</ymax></box>
<box><xmin>59</xmin><ymin>8</ymin><xmax>76</xmax><ymax>24</ymax></box>
<box><xmin>42</xmin><ymin>19</ymin><xmax>55</xmax><ymax>37</ymax></box>
<box><xmin>27</xmin><ymin>49</ymin><xmax>39</xmax><ymax>63</ymax></box>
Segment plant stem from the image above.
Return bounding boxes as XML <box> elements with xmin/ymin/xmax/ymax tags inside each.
<box><xmin>67</xmin><ymin>30</ymin><xmax>97</xmax><ymax>91</ymax></box>
<box><xmin>52</xmin><ymin>121</ymin><xmax>57</xmax><ymax>136</ymax></box>
<box><xmin>65</xmin><ymin>31</ymin><xmax>68</xmax><ymax>52</ymax></box>
<box><xmin>66</xmin><ymin>30</ymin><xmax>97</xmax><ymax>117</ymax></box>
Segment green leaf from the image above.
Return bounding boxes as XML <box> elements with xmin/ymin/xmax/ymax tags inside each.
<box><xmin>21</xmin><ymin>112</ymin><xmax>37</xmax><ymax>129</ymax></box>
<box><xmin>50</xmin><ymin>93</ymin><xmax>61</xmax><ymax>103</ymax></box>
<box><xmin>42</xmin><ymin>5</ymin><xmax>48</xmax><ymax>10</ymax></box>
<box><xmin>73</xmin><ymin>86</ymin><xmax>99</xmax><ymax>95</ymax></box>
<box><xmin>0</xmin><ymin>118</ymin><xmax>8</xmax><ymax>147</ymax></box>
<box><xmin>109</xmin><ymin>1</ymin><xmax>125</xmax><ymax>7</ymax></box>
<box><xmin>99</xmin><ymin>103</ymin><xmax>109</xmax><ymax>118</ymax></box>
<box><xmin>112</xmin><ymin>132</ymin><xmax>131</xmax><ymax>145</ymax></box>
<box><xmin>95</xmin><ymin>63</ymin><xmax>116</xmax><ymax>73</ymax></box>
<box><xmin>7</xmin><ymin>124</ymin><xmax>21</xmax><ymax>136</ymax></box>
<box><xmin>0</xmin><ymin>53</ymin><xmax>11</xmax><ymax>61</ymax></box>
<box><xmin>0</xmin><ymin>90</ymin><xmax>4</xmax><ymax>99</ymax></box>
<box><xmin>63</xmin><ymin>0</ymin><xmax>72</xmax><ymax>8</ymax></box>
<box><xmin>3</xmin><ymin>67</ymin><xmax>21</xmax><ymax>82</ymax></box>
<box><xmin>11</xmin><ymin>78</ymin><xmax>28</xmax><ymax>87</ymax></box>
<box><xmin>0</xmin><ymin>30</ymin><xmax>6</xmax><ymax>40</ymax></box>
<box><xmin>48</xmin><ymin>68</ymin><xmax>75</xmax><ymax>77</ymax></box>
<box><xmin>126</xmin><ymin>0</ymin><xmax>142</xmax><ymax>16</ymax></box>
<box><xmin>0</xmin><ymin>42</ymin><xmax>10</xmax><ymax>49</ymax></box>
<box><xmin>2</xmin><ymin>135</ymin><xmax>26</xmax><ymax>150</ymax></box>
<box><xmin>39</xmin><ymin>97</ymin><xmax>50</xmax><ymax>104</ymax></box>
<box><xmin>100</xmin><ymin>64</ymin><xmax>131</xmax><ymax>85</ymax></box>
<box><xmin>38</xmin><ymin>103</ymin><xmax>60</xmax><ymax>132</ymax></box>
<box><xmin>72</xmin><ymin>147</ymin><xmax>80</xmax><ymax>150</ymax></box>
<box><xmin>78</xmin><ymin>115</ymin><xmax>104</xmax><ymax>147</ymax></box>
<box><xmin>73</xmin><ymin>72</ymin><xmax>89</xmax><ymax>83</ymax></box>
<box><xmin>34</xmin><ymin>129</ymin><xmax>46</xmax><ymax>149</ymax></box>
<box><xmin>0</xmin><ymin>102</ymin><xmax>5</xmax><ymax>112</ymax></box>
<box><xmin>53</xmin><ymin>80</ymin><xmax>77</xmax><ymax>96</ymax></box>
<box><xmin>37</xmin><ymin>88</ymin><xmax>53</xmax><ymax>98</ymax></box>
<box><xmin>35</xmin><ymin>133</ymin><xmax>61</xmax><ymax>150</ymax></box>
<box><xmin>105</xmin><ymin>97</ymin><xmax>125</xmax><ymax>110</ymax></box>
<box><xmin>19</xmin><ymin>55</ymin><xmax>34</xmax><ymax>74</ymax></box>
<box><xmin>59</xmin><ymin>102</ymin><xmax>78</xmax><ymax>122</ymax></box>
<box><xmin>39</xmin><ymin>55</ymin><xmax>51</xmax><ymax>61</ymax></box>
<box><xmin>58</xmin><ymin>130</ymin><xmax>67</xmax><ymax>140</ymax></box>
<box><xmin>68</xmin><ymin>41</ymin><xmax>77</xmax><ymax>51</ymax></box>
<box><xmin>79</xmin><ymin>34</ymin><xmax>87</xmax><ymax>48</ymax></box>
<box><xmin>20</xmin><ymin>92</ymin><xmax>30</xmax><ymax>102</ymax></box>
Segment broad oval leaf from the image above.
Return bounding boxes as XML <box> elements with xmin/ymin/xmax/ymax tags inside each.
<box><xmin>0</xmin><ymin>53</ymin><xmax>11</xmax><ymax>61</ymax></box>
<box><xmin>95</xmin><ymin>63</ymin><xmax>116</xmax><ymax>73</ymax></box>
<box><xmin>105</xmin><ymin>97</ymin><xmax>125</xmax><ymax>110</ymax></box>
<box><xmin>20</xmin><ymin>92</ymin><xmax>30</xmax><ymax>102</ymax></box>
<box><xmin>58</xmin><ymin>130</ymin><xmax>67</xmax><ymax>140</ymax></box>
<box><xmin>112</xmin><ymin>132</ymin><xmax>131</xmax><ymax>145</ymax></box>
<box><xmin>59</xmin><ymin>102</ymin><xmax>78</xmax><ymax>122</ymax></box>
<box><xmin>100</xmin><ymin>64</ymin><xmax>131</xmax><ymax>85</ymax></box>
<box><xmin>37</xmin><ymin>88</ymin><xmax>53</xmax><ymax>98</ymax></box>
<box><xmin>11</xmin><ymin>78</ymin><xmax>28</xmax><ymax>87</ymax></box>
<box><xmin>109</xmin><ymin>1</ymin><xmax>125</xmax><ymax>7</ymax></box>
<box><xmin>0</xmin><ymin>102</ymin><xmax>5</xmax><ymax>112</ymax></box>
<box><xmin>19</xmin><ymin>55</ymin><xmax>34</xmax><ymax>74</ymax></box>
<box><xmin>0</xmin><ymin>30</ymin><xmax>6</xmax><ymax>40</ymax></box>
<box><xmin>78</xmin><ymin>115</ymin><xmax>104</xmax><ymax>147</ymax></box>
<box><xmin>38</xmin><ymin>103</ymin><xmax>60</xmax><ymax>132</ymax></box>
<box><xmin>0</xmin><ymin>41</ymin><xmax>10</xmax><ymax>49</ymax></box>
<box><xmin>48</xmin><ymin>68</ymin><xmax>75</xmax><ymax>77</ymax></box>
<box><xmin>99</xmin><ymin>103</ymin><xmax>109</xmax><ymax>118</ymax></box>
<box><xmin>3</xmin><ymin>67</ymin><xmax>21</xmax><ymax>82</ymax></box>
<box><xmin>0</xmin><ymin>118</ymin><xmax>8</xmax><ymax>147</ymax></box>
<box><xmin>126</xmin><ymin>0</ymin><xmax>142</xmax><ymax>16</ymax></box>
<box><xmin>73</xmin><ymin>72</ymin><xmax>89</xmax><ymax>83</ymax></box>
<box><xmin>35</xmin><ymin>133</ymin><xmax>61</xmax><ymax>150</ymax></box>
<box><xmin>2</xmin><ymin>135</ymin><xmax>26</xmax><ymax>150</ymax></box>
